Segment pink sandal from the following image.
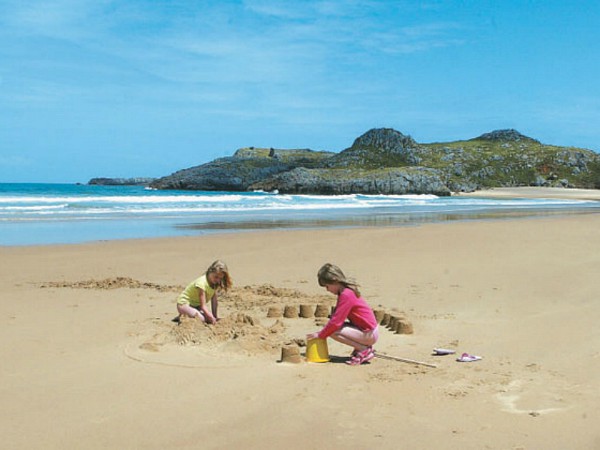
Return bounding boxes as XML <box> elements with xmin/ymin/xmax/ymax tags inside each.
<box><xmin>346</xmin><ymin>347</ymin><xmax>375</xmax><ymax>365</ymax></box>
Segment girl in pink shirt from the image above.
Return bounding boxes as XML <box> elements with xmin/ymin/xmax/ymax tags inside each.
<box><xmin>306</xmin><ymin>263</ymin><xmax>379</xmax><ymax>365</ymax></box>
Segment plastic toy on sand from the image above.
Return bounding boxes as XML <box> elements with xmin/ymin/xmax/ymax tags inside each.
<box><xmin>433</xmin><ymin>348</ymin><xmax>456</xmax><ymax>355</ymax></box>
<box><xmin>306</xmin><ymin>338</ymin><xmax>330</xmax><ymax>363</ymax></box>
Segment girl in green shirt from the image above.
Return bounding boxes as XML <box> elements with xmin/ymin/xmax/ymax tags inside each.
<box><xmin>176</xmin><ymin>260</ymin><xmax>232</xmax><ymax>323</ymax></box>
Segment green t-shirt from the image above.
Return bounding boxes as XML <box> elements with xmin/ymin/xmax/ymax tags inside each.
<box><xmin>177</xmin><ymin>274</ymin><xmax>216</xmax><ymax>307</ymax></box>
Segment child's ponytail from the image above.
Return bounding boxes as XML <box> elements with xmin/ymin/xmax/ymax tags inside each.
<box><xmin>317</xmin><ymin>263</ymin><xmax>360</xmax><ymax>297</ymax></box>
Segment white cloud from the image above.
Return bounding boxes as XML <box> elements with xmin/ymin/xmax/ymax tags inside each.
<box><xmin>1</xmin><ymin>0</ymin><xmax>106</xmax><ymax>39</ymax></box>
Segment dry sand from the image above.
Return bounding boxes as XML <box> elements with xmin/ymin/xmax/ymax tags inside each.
<box><xmin>2</xmin><ymin>190</ymin><xmax>600</xmax><ymax>449</ymax></box>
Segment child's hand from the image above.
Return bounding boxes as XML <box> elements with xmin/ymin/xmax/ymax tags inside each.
<box><xmin>306</xmin><ymin>332</ymin><xmax>319</xmax><ymax>341</ymax></box>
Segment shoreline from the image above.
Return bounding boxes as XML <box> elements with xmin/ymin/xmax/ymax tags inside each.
<box><xmin>4</xmin><ymin>206</ymin><xmax>599</xmax><ymax>249</ymax></box>
<box><xmin>2</xmin><ymin>186</ymin><xmax>599</xmax><ymax>248</ymax></box>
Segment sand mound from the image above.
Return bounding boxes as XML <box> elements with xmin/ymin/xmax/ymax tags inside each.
<box><xmin>165</xmin><ymin>314</ymin><xmax>289</xmax><ymax>354</ymax></box>
<box><xmin>38</xmin><ymin>280</ymin><xmax>331</xmax><ymax>304</ymax></box>
<box><xmin>135</xmin><ymin>282</ymin><xmax>336</xmax><ymax>358</ymax></box>
<box><xmin>39</xmin><ymin>276</ymin><xmax>182</xmax><ymax>292</ymax></box>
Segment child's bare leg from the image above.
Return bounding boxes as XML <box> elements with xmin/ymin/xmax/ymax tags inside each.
<box><xmin>177</xmin><ymin>304</ymin><xmax>206</xmax><ymax>321</ymax></box>
<box><xmin>331</xmin><ymin>326</ymin><xmax>378</xmax><ymax>352</ymax></box>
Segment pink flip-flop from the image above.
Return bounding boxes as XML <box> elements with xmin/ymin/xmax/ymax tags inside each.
<box><xmin>456</xmin><ymin>353</ymin><xmax>482</xmax><ymax>362</ymax></box>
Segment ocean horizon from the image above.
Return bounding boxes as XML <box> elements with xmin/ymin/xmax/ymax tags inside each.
<box><xmin>1</xmin><ymin>182</ymin><xmax>599</xmax><ymax>246</ymax></box>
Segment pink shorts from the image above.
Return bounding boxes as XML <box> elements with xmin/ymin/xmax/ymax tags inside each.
<box><xmin>364</xmin><ymin>327</ymin><xmax>379</xmax><ymax>345</ymax></box>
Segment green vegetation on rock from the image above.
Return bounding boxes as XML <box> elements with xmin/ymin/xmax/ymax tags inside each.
<box><xmin>149</xmin><ymin>128</ymin><xmax>600</xmax><ymax>195</ymax></box>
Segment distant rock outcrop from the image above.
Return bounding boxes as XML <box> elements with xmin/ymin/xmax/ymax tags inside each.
<box><xmin>88</xmin><ymin>177</ymin><xmax>156</xmax><ymax>186</ymax></box>
<box><xmin>148</xmin><ymin>128</ymin><xmax>600</xmax><ymax>194</ymax></box>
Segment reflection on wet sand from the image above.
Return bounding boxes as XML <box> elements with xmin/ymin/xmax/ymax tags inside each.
<box><xmin>175</xmin><ymin>208</ymin><xmax>600</xmax><ymax>232</ymax></box>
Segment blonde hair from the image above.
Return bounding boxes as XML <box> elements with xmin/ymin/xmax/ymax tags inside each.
<box><xmin>317</xmin><ymin>263</ymin><xmax>360</xmax><ymax>297</ymax></box>
<box><xmin>206</xmin><ymin>260</ymin><xmax>232</xmax><ymax>291</ymax></box>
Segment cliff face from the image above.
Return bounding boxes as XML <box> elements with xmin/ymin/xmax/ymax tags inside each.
<box><xmin>148</xmin><ymin>156</ymin><xmax>292</xmax><ymax>191</ymax></box>
<box><xmin>249</xmin><ymin>167</ymin><xmax>450</xmax><ymax>196</ymax></box>
<box><xmin>149</xmin><ymin>148</ymin><xmax>335</xmax><ymax>191</ymax></box>
<box><xmin>149</xmin><ymin>128</ymin><xmax>600</xmax><ymax>194</ymax></box>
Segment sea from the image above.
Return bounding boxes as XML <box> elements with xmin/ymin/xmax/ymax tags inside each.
<box><xmin>1</xmin><ymin>183</ymin><xmax>599</xmax><ymax>246</ymax></box>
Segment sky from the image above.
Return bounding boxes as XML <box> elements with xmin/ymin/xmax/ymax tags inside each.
<box><xmin>1</xmin><ymin>0</ymin><xmax>599</xmax><ymax>183</ymax></box>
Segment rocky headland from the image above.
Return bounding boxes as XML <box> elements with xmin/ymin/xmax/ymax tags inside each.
<box><xmin>145</xmin><ymin>128</ymin><xmax>600</xmax><ymax>195</ymax></box>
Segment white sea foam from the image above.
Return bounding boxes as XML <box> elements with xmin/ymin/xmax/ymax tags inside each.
<box><xmin>1</xmin><ymin>184</ymin><xmax>599</xmax><ymax>246</ymax></box>
<box><xmin>0</xmin><ymin>204</ymin><xmax>68</xmax><ymax>211</ymax></box>
<box><xmin>0</xmin><ymin>194</ymin><xmax>254</xmax><ymax>204</ymax></box>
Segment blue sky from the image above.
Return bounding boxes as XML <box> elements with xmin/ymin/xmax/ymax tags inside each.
<box><xmin>1</xmin><ymin>0</ymin><xmax>599</xmax><ymax>183</ymax></box>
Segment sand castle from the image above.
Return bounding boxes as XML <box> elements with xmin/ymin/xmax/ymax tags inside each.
<box><xmin>373</xmin><ymin>309</ymin><xmax>413</xmax><ymax>334</ymax></box>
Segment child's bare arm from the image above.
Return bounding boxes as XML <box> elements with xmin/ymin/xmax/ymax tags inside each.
<box><xmin>198</xmin><ymin>289</ymin><xmax>216</xmax><ymax>324</ymax></box>
<box><xmin>211</xmin><ymin>293</ymin><xmax>219</xmax><ymax>320</ymax></box>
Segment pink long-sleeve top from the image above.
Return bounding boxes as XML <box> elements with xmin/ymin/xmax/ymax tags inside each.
<box><xmin>318</xmin><ymin>287</ymin><xmax>378</xmax><ymax>339</ymax></box>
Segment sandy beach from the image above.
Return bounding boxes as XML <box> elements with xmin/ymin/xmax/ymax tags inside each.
<box><xmin>456</xmin><ymin>186</ymin><xmax>600</xmax><ymax>201</ymax></box>
<box><xmin>2</xmin><ymin>188</ymin><xmax>600</xmax><ymax>449</ymax></box>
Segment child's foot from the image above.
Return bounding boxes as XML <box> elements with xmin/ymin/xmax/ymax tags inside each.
<box><xmin>346</xmin><ymin>347</ymin><xmax>374</xmax><ymax>365</ymax></box>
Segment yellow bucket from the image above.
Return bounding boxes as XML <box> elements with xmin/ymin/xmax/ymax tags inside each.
<box><xmin>306</xmin><ymin>338</ymin><xmax>330</xmax><ymax>363</ymax></box>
